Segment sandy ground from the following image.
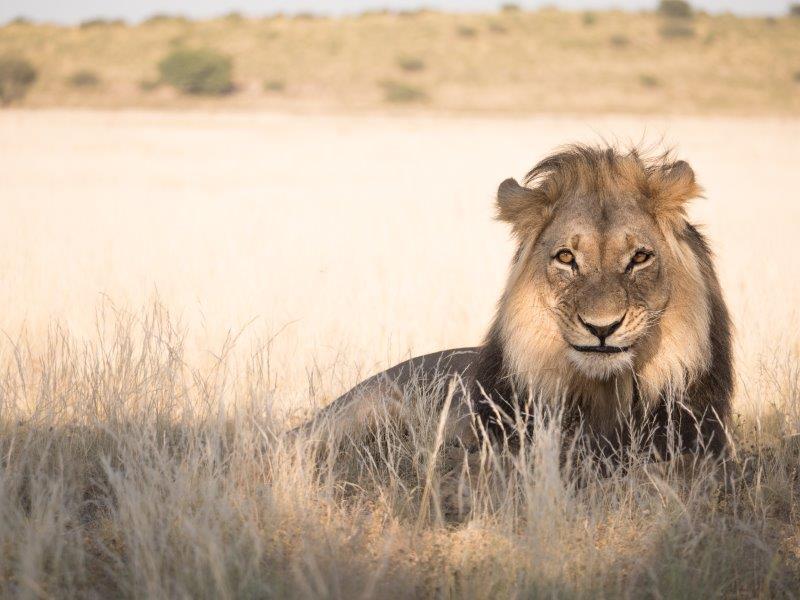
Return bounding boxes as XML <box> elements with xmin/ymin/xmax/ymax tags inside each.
<box><xmin>1</xmin><ymin>109</ymin><xmax>799</xmax><ymax>406</ymax></box>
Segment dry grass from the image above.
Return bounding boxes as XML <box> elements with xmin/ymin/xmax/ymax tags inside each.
<box><xmin>0</xmin><ymin>9</ymin><xmax>799</xmax><ymax>114</ymax></box>
<box><xmin>1</xmin><ymin>110</ymin><xmax>800</xmax><ymax>596</ymax></box>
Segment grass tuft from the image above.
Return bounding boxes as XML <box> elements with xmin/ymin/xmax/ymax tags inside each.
<box><xmin>397</xmin><ymin>55</ymin><xmax>425</xmax><ymax>73</ymax></box>
<box><xmin>610</xmin><ymin>34</ymin><xmax>630</xmax><ymax>47</ymax></box>
<box><xmin>67</xmin><ymin>69</ymin><xmax>101</xmax><ymax>88</ymax></box>
<box><xmin>639</xmin><ymin>73</ymin><xmax>660</xmax><ymax>88</ymax></box>
<box><xmin>456</xmin><ymin>25</ymin><xmax>478</xmax><ymax>38</ymax></box>
<box><xmin>380</xmin><ymin>79</ymin><xmax>428</xmax><ymax>103</ymax></box>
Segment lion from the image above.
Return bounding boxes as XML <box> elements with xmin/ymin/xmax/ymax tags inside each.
<box><xmin>300</xmin><ymin>143</ymin><xmax>733</xmax><ymax>468</ymax></box>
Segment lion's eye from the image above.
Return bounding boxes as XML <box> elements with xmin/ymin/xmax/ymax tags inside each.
<box><xmin>556</xmin><ymin>250</ymin><xmax>575</xmax><ymax>265</ymax></box>
<box><xmin>629</xmin><ymin>250</ymin><xmax>653</xmax><ymax>269</ymax></box>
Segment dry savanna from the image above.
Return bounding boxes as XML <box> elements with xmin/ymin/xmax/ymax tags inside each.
<box><xmin>2</xmin><ymin>4</ymin><xmax>800</xmax><ymax>599</ymax></box>
<box><xmin>1</xmin><ymin>7</ymin><xmax>800</xmax><ymax>114</ymax></box>
<box><xmin>1</xmin><ymin>109</ymin><xmax>799</xmax><ymax>597</ymax></box>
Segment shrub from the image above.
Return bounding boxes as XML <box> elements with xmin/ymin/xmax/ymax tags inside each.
<box><xmin>659</xmin><ymin>22</ymin><xmax>696</xmax><ymax>39</ymax></box>
<box><xmin>397</xmin><ymin>56</ymin><xmax>425</xmax><ymax>73</ymax></box>
<box><xmin>488</xmin><ymin>20</ymin><xmax>508</xmax><ymax>34</ymax></box>
<box><xmin>67</xmin><ymin>69</ymin><xmax>100</xmax><ymax>88</ymax></box>
<box><xmin>0</xmin><ymin>55</ymin><xmax>37</xmax><ymax>105</ymax></box>
<box><xmin>500</xmin><ymin>3</ymin><xmax>520</xmax><ymax>12</ymax></box>
<box><xmin>398</xmin><ymin>9</ymin><xmax>427</xmax><ymax>18</ymax></box>
<box><xmin>8</xmin><ymin>16</ymin><xmax>32</xmax><ymax>25</ymax></box>
<box><xmin>610</xmin><ymin>34</ymin><xmax>630</xmax><ymax>47</ymax></box>
<box><xmin>582</xmin><ymin>12</ymin><xmax>597</xmax><ymax>26</ymax></box>
<box><xmin>263</xmin><ymin>79</ymin><xmax>286</xmax><ymax>92</ymax></box>
<box><xmin>79</xmin><ymin>18</ymin><xmax>125</xmax><ymax>28</ymax></box>
<box><xmin>658</xmin><ymin>0</ymin><xmax>693</xmax><ymax>18</ymax></box>
<box><xmin>790</xmin><ymin>4</ymin><xmax>800</xmax><ymax>17</ymax></box>
<box><xmin>793</xmin><ymin>71</ymin><xmax>800</xmax><ymax>83</ymax></box>
<box><xmin>456</xmin><ymin>25</ymin><xmax>478</xmax><ymax>38</ymax></box>
<box><xmin>158</xmin><ymin>48</ymin><xmax>234</xmax><ymax>95</ymax></box>
<box><xmin>379</xmin><ymin>80</ymin><xmax>427</xmax><ymax>103</ymax></box>
<box><xmin>143</xmin><ymin>14</ymin><xmax>189</xmax><ymax>25</ymax></box>
<box><xmin>639</xmin><ymin>74</ymin><xmax>660</xmax><ymax>88</ymax></box>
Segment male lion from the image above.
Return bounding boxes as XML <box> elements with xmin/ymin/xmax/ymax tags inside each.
<box><xmin>303</xmin><ymin>144</ymin><xmax>733</xmax><ymax>465</ymax></box>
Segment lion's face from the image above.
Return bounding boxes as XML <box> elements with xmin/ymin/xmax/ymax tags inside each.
<box><xmin>495</xmin><ymin>146</ymin><xmax>710</xmax><ymax>391</ymax></box>
<box><xmin>536</xmin><ymin>192</ymin><xmax>670</xmax><ymax>379</ymax></box>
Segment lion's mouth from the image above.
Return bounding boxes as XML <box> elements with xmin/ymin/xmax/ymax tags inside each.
<box><xmin>571</xmin><ymin>344</ymin><xmax>630</xmax><ymax>354</ymax></box>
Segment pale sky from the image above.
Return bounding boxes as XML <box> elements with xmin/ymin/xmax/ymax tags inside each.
<box><xmin>1</xmin><ymin>1</ymin><xmax>790</xmax><ymax>25</ymax></box>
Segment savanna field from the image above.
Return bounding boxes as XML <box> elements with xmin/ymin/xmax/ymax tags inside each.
<box><xmin>2</xmin><ymin>6</ymin><xmax>800</xmax><ymax>599</ymax></box>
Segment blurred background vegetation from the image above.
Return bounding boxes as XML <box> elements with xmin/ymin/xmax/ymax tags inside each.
<box><xmin>0</xmin><ymin>1</ymin><xmax>798</xmax><ymax>114</ymax></box>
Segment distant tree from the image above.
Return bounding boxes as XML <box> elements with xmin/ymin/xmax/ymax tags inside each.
<box><xmin>790</xmin><ymin>3</ymin><xmax>800</xmax><ymax>16</ymax></box>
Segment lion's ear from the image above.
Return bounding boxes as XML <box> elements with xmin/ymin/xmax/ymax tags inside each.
<box><xmin>646</xmin><ymin>160</ymin><xmax>702</xmax><ymax>224</ymax></box>
<box><xmin>496</xmin><ymin>178</ymin><xmax>550</xmax><ymax>238</ymax></box>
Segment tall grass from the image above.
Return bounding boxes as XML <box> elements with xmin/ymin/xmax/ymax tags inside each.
<box><xmin>1</xmin><ymin>300</ymin><xmax>798</xmax><ymax>597</ymax></box>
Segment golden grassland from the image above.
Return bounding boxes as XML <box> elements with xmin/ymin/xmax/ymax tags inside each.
<box><xmin>1</xmin><ymin>109</ymin><xmax>799</xmax><ymax>597</ymax></box>
<box><xmin>1</xmin><ymin>9</ymin><xmax>800</xmax><ymax>114</ymax></box>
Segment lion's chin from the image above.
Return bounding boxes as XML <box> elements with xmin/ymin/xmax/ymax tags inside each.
<box><xmin>566</xmin><ymin>347</ymin><xmax>634</xmax><ymax>380</ymax></box>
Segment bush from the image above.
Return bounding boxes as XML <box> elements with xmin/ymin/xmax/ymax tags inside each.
<box><xmin>456</xmin><ymin>25</ymin><xmax>478</xmax><ymax>38</ymax></box>
<box><xmin>659</xmin><ymin>22</ymin><xmax>696</xmax><ymax>39</ymax></box>
<box><xmin>158</xmin><ymin>48</ymin><xmax>234</xmax><ymax>95</ymax></box>
<box><xmin>790</xmin><ymin>4</ymin><xmax>800</xmax><ymax>17</ymax></box>
<box><xmin>639</xmin><ymin>74</ymin><xmax>660</xmax><ymax>88</ymax></box>
<box><xmin>610</xmin><ymin>34</ymin><xmax>630</xmax><ymax>47</ymax></box>
<box><xmin>263</xmin><ymin>79</ymin><xmax>285</xmax><ymax>92</ymax></box>
<box><xmin>582</xmin><ymin>12</ymin><xmax>597</xmax><ymax>26</ymax></box>
<box><xmin>79</xmin><ymin>18</ymin><xmax>125</xmax><ymax>28</ymax></box>
<box><xmin>143</xmin><ymin>14</ymin><xmax>189</xmax><ymax>25</ymax></box>
<box><xmin>0</xmin><ymin>55</ymin><xmax>37</xmax><ymax>105</ymax></box>
<box><xmin>658</xmin><ymin>0</ymin><xmax>693</xmax><ymax>18</ymax></box>
<box><xmin>793</xmin><ymin>71</ymin><xmax>800</xmax><ymax>83</ymax></box>
<box><xmin>67</xmin><ymin>69</ymin><xmax>100</xmax><ymax>88</ymax></box>
<box><xmin>379</xmin><ymin>80</ymin><xmax>427</xmax><ymax>104</ymax></box>
<box><xmin>500</xmin><ymin>3</ymin><xmax>520</xmax><ymax>12</ymax></box>
<box><xmin>397</xmin><ymin>56</ymin><xmax>425</xmax><ymax>73</ymax></box>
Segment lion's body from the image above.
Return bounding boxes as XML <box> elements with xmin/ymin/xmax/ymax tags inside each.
<box><xmin>303</xmin><ymin>144</ymin><xmax>733</xmax><ymax>462</ymax></box>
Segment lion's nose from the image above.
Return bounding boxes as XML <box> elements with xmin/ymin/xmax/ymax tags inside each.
<box><xmin>578</xmin><ymin>314</ymin><xmax>625</xmax><ymax>344</ymax></box>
